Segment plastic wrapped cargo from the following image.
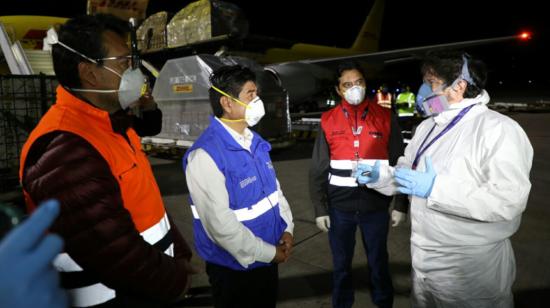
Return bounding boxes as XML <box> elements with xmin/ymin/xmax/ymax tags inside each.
<box><xmin>166</xmin><ymin>0</ymin><xmax>248</xmax><ymax>48</ymax></box>
<box><xmin>137</xmin><ymin>11</ymin><xmax>169</xmax><ymax>52</ymax></box>
<box><xmin>149</xmin><ymin>54</ymin><xmax>290</xmax><ymax>148</ymax></box>
<box><xmin>87</xmin><ymin>0</ymin><xmax>149</xmax><ymax>21</ymax></box>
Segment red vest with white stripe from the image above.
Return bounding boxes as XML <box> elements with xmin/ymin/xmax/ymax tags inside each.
<box><xmin>321</xmin><ymin>99</ymin><xmax>392</xmax><ymax>211</ymax></box>
<box><xmin>19</xmin><ymin>86</ymin><xmax>172</xmax><ymax>307</ymax></box>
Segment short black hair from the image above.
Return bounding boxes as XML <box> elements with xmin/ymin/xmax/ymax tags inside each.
<box><xmin>335</xmin><ymin>61</ymin><xmax>366</xmax><ymax>87</ymax></box>
<box><xmin>421</xmin><ymin>51</ymin><xmax>487</xmax><ymax>98</ymax></box>
<box><xmin>52</xmin><ymin>14</ymin><xmax>129</xmax><ymax>89</ymax></box>
<box><xmin>209</xmin><ymin>65</ymin><xmax>256</xmax><ymax>118</ymax></box>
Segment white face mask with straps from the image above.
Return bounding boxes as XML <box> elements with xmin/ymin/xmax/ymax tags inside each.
<box><xmin>211</xmin><ymin>85</ymin><xmax>265</xmax><ymax>127</ymax></box>
<box><xmin>45</xmin><ymin>28</ymin><xmax>146</xmax><ymax>110</ymax></box>
<box><xmin>344</xmin><ymin>86</ymin><xmax>366</xmax><ymax>105</ymax></box>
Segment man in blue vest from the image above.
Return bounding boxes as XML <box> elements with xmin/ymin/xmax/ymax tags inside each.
<box><xmin>183</xmin><ymin>65</ymin><xmax>294</xmax><ymax>308</ymax></box>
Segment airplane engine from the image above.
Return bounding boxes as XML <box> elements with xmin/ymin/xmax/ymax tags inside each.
<box><xmin>265</xmin><ymin>62</ymin><xmax>334</xmax><ymax>104</ymax></box>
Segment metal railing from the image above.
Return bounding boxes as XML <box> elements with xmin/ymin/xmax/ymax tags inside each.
<box><xmin>0</xmin><ymin>74</ymin><xmax>57</xmax><ymax>194</ymax></box>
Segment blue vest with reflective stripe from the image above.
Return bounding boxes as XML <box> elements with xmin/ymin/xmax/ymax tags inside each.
<box><xmin>183</xmin><ymin>117</ymin><xmax>286</xmax><ymax>270</ymax></box>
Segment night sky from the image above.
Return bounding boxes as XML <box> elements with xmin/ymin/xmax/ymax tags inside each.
<box><xmin>3</xmin><ymin>0</ymin><xmax>545</xmax><ymax>48</ymax></box>
<box><xmin>3</xmin><ymin>0</ymin><xmax>548</xmax><ymax>94</ymax></box>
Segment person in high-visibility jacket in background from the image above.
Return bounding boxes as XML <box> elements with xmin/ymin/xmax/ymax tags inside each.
<box><xmin>396</xmin><ymin>85</ymin><xmax>416</xmax><ymax>117</ymax></box>
<box><xmin>376</xmin><ymin>84</ymin><xmax>393</xmax><ymax>109</ymax></box>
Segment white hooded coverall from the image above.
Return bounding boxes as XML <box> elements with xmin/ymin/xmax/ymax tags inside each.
<box><xmin>369</xmin><ymin>91</ymin><xmax>533</xmax><ymax>308</ymax></box>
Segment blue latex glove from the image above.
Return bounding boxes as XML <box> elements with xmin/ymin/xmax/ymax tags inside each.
<box><xmin>0</xmin><ymin>200</ymin><xmax>68</xmax><ymax>308</ymax></box>
<box><xmin>356</xmin><ymin>160</ymin><xmax>380</xmax><ymax>184</ymax></box>
<box><xmin>394</xmin><ymin>156</ymin><xmax>437</xmax><ymax>198</ymax></box>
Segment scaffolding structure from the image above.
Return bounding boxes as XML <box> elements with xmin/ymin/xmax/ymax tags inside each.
<box><xmin>0</xmin><ymin>74</ymin><xmax>57</xmax><ymax>193</ymax></box>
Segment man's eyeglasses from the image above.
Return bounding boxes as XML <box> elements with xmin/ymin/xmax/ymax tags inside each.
<box><xmin>96</xmin><ymin>54</ymin><xmax>132</xmax><ymax>61</ymax></box>
<box><xmin>95</xmin><ymin>54</ymin><xmax>134</xmax><ymax>67</ymax></box>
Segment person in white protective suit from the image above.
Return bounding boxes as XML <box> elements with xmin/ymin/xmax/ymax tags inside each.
<box><xmin>355</xmin><ymin>51</ymin><xmax>533</xmax><ymax>308</ymax></box>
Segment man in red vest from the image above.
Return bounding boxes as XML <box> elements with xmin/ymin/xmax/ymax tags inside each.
<box><xmin>310</xmin><ymin>62</ymin><xmax>408</xmax><ymax>308</ymax></box>
<box><xmin>19</xmin><ymin>14</ymin><xmax>194</xmax><ymax>307</ymax></box>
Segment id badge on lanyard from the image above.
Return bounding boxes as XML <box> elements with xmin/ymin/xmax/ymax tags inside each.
<box><xmin>350</xmin><ymin>116</ymin><xmax>362</xmax><ymax>177</ymax></box>
<box><xmin>344</xmin><ymin>107</ymin><xmax>366</xmax><ymax>177</ymax></box>
<box><xmin>350</xmin><ymin>140</ymin><xmax>360</xmax><ymax>177</ymax></box>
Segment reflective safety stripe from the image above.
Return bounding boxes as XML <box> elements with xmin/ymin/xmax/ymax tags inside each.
<box><xmin>164</xmin><ymin>243</ymin><xmax>174</xmax><ymax>256</ymax></box>
<box><xmin>191</xmin><ymin>191</ymin><xmax>279</xmax><ymax>222</ymax></box>
<box><xmin>330</xmin><ymin>159</ymin><xmax>389</xmax><ymax>170</ymax></box>
<box><xmin>54</xmin><ymin>213</ymin><xmax>173</xmax><ymax>306</ymax></box>
<box><xmin>398</xmin><ymin>112</ymin><xmax>415</xmax><ymax>117</ymax></box>
<box><xmin>140</xmin><ymin>212</ymin><xmax>171</xmax><ymax>247</ymax></box>
<box><xmin>54</xmin><ymin>253</ymin><xmax>83</xmax><ymax>272</ymax></box>
<box><xmin>234</xmin><ymin>191</ymin><xmax>279</xmax><ymax>221</ymax></box>
<box><xmin>68</xmin><ymin>283</ymin><xmax>116</xmax><ymax>307</ymax></box>
<box><xmin>54</xmin><ymin>253</ymin><xmax>116</xmax><ymax>306</ymax></box>
<box><xmin>329</xmin><ymin>160</ymin><xmax>389</xmax><ymax>187</ymax></box>
<box><xmin>191</xmin><ymin>205</ymin><xmax>200</xmax><ymax>220</ymax></box>
<box><xmin>329</xmin><ymin>174</ymin><xmax>359</xmax><ymax>187</ymax></box>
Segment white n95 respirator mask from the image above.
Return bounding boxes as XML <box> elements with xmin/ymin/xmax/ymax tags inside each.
<box><xmin>243</xmin><ymin>96</ymin><xmax>266</xmax><ymax>127</ymax></box>
<box><xmin>344</xmin><ymin>86</ymin><xmax>366</xmax><ymax>105</ymax></box>
<box><xmin>70</xmin><ymin>65</ymin><xmax>146</xmax><ymax>110</ymax></box>
<box><xmin>211</xmin><ymin>85</ymin><xmax>266</xmax><ymax>127</ymax></box>
<box><xmin>110</xmin><ymin>67</ymin><xmax>147</xmax><ymax>109</ymax></box>
<box><xmin>45</xmin><ymin>27</ymin><xmax>146</xmax><ymax>110</ymax></box>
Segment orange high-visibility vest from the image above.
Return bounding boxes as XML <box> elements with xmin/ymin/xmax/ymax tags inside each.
<box><xmin>19</xmin><ymin>86</ymin><xmax>171</xmax><ymax>307</ymax></box>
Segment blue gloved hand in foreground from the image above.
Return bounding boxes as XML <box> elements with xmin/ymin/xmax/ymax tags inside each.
<box><xmin>356</xmin><ymin>160</ymin><xmax>381</xmax><ymax>184</ymax></box>
<box><xmin>0</xmin><ymin>200</ymin><xmax>68</xmax><ymax>308</ymax></box>
<box><xmin>394</xmin><ymin>156</ymin><xmax>437</xmax><ymax>198</ymax></box>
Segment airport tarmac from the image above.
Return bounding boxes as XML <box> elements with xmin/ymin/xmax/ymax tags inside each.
<box><xmin>151</xmin><ymin>111</ymin><xmax>550</xmax><ymax>308</ymax></box>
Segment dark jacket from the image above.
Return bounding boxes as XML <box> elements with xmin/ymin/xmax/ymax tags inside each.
<box><xmin>132</xmin><ymin>107</ymin><xmax>162</xmax><ymax>137</ymax></box>
<box><xmin>21</xmin><ymin>110</ymin><xmax>191</xmax><ymax>307</ymax></box>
